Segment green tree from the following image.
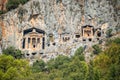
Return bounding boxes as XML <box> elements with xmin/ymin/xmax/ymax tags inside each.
<box><xmin>0</xmin><ymin>55</ymin><xmax>31</xmax><ymax>80</ymax></box>
<box><xmin>3</xmin><ymin>46</ymin><xmax>23</xmax><ymax>59</ymax></box>
<box><xmin>92</xmin><ymin>44</ymin><xmax>102</xmax><ymax>54</ymax></box>
<box><xmin>32</xmin><ymin>60</ymin><xmax>46</xmax><ymax>73</ymax></box>
<box><xmin>47</xmin><ymin>55</ymin><xmax>71</xmax><ymax>70</ymax></box>
<box><xmin>63</xmin><ymin>58</ymin><xmax>89</xmax><ymax>80</ymax></box>
<box><xmin>93</xmin><ymin>43</ymin><xmax>120</xmax><ymax>80</ymax></box>
<box><xmin>28</xmin><ymin>38</ymin><xmax>120</xmax><ymax>80</ymax></box>
<box><xmin>72</xmin><ymin>47</ymin><xmax>85</xmax><ymax>61</ymax></box>
<box><xmin>106</xmin><ymin>38</ymin><xmax>120</xmax><ymax>46</ymax></box>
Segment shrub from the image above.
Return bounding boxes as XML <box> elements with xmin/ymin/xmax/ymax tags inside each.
<box><xmin>0</xmin><ymin>55</ymin><xmax>31</xmax><ymax>80</ymax></box>
<box><xmin>106</xmin><ymin>38</ymin><xmax>120</xmax><ymax>46</ymax></box>
<box><xmin>6</xmin><ymin>0</ymin><xmax>29</xmax><ymax>11</ymax></box>
<box><xmin>0</xmin><ymin>10</ymin><xmax>4</xmax><ymax>14</ymax></box>
<box><xmin>92</xmin><ymin>45</ymin><xmax>102</xmax><ymax>54</ymax></box>
<box><xmin>32</xmin><ymin>60</ymin><xmax>46</xmax><ymax>72</ymax></box>
<box><xmin>106</xmin><ymin>29</ymin><xmax>113</xmax><ymax>38</ymax></box>
<box><xmin>112</xmin><ymin>38</ymin><xmax>120</xmax><ymax>44</ymax></box>
<box><xmin>73</xmin><ymin>47</ymin><xmax>85</xmax><ymax>61</ymax></box>
<box><xmin>3</xmin><ymin>46</ymin><xmax>23</xmax><ymax>59</ymax></box>
<box><xmin>47</xmin><ymin>55</ymin><xmax>71</xmax><ymax>70</ymax></box>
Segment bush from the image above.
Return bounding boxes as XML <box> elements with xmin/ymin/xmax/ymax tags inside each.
<box><xmin>106</xmin><ymin>38</ymin><xmax>120</xmax><ymax>46</ymax></box>
<box><xmin>0</xmin><ymin>10</ymin><xmax>5</xmax><ymax>15</ymax></box>
<box><xmin>3</xmin><ymin>46</ymin><xmax>23</xmax><ymax>59</ymax></box>
<box><xmin>32</xmin><ymin>60</ymin><xmax>46</xmax><ymax>72</ymax></box>
<box><xmin>106</xmin><ymin>29</ymin><xmax>113</xmax><ymax>38</ymax></box>
<box><xmin>73</xmin><ymin>47</ymin><xmax>85</xmax><ymax>61</ymax></box>
<box><xmin>0</xmin><ymin>55</ymin><xmax>31</xmax><ymax>80</ymax></box>
<box><xmin>74</xmin><ymin>47</ymin><xmax>84</xmax><ymax>56</ymax></box>
<box><xmin>112</xmin><ymin>38</ymin><xmax>120</xmax><ymax>44</ymax></box>
<box><xmin>6</xmin><ymin>0</ymin><xmax>29</xmax><ymax>11</ymax></box>
<box><xmin>47</xmin><ymin>55</ymin><xmax>71</xmax><ymax>70</ymax></box>
<box><xmin>92</xmin><ymin>45</ymin><xmax>102</xmax><ymax>54</ymax></box>
<box><xmin>93</xmin><ymin>43</ymin><xmax>120</xmax><ymax>80</ymax></box>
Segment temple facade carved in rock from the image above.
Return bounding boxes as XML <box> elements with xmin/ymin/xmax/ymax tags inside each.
<box><xmin>0</xmin><ymin>0</ymin><xmax>119</xmax><ymax>62</ymax></box>
<box><xmin>20</xmin><ymin>25</ymin><xmax>103</xmax><ymax>61</ymax></box>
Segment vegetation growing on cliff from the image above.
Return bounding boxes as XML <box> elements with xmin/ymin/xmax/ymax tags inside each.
<box><xmin>2</xmin><ymin>46</ymin><xmax>23</xmax><ymax>59</ymax></box>
<box><xmin>0</xmin><ymin>0</ymin><xmax>29</xmax><ymax>15</ymax></box>
<box><xmin>0</xmin><ymin>38</ymin><xmax>120</xmax><ymax>80</ymax></box>
<box><xmin>0</xmin><ymin>55</ymin><xmax>31</xmax><ymax>80</ymax></box>
<box><xmin>92</xmin><ymin>44</ymin><xmax>102</xmax><ymax>54</ymax></box>
<box><xmin>6</xmin><ymin>0</ymin><xmax>29</xmax><ymax>11</ymax></box>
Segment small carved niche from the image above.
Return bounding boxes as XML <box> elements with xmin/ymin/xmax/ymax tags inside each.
<box><xmin>49</xmin><ymin>33</ymin><xmax>54</xmax><ymax>42</ymax></box>
<box><xmin>97</xmin><ymin>31</ymin><xmax>101</xmax><ymax>37</ymax></box>
<box><xmin>96</xmin><ymin>28</ymin><xmax>101</xmax><ymax>37</ymax></box>
<box><xmin>26</xmin><ymin>53</ymin><xmax>30</xmax><ymax>56</ymax></box>
<box><xmin>53</xmin><ymin>42</ymin><xmax>56</xmax><ymax>46</ymax></box>
<box><xmin>40</xmin><ymin>53</ymin><xmax>43</xmax><ymax>55</ymax></box>
<box><xmin>88</xmin><ymin>38</ymin><xmax>92</xmax><ymax>41</ymax></box>
<box><xmin>63</xmin><ymin>36</ymin><xmax>70</xmax><ymax>42</ymax></box>
<box><xmin>32</xmin><ymin>52</ymin><xmax>37</xmax><ymax>55</ymax></box>
<box><xmin>75</xmin><ymin>34</ymin><xmax>80</xmax><ymax>38</ymax></box>
<box><xmin>82</xmin><ymin>25</ymin><xmax>94</xmax><ymax>38</ymax></box>
<box><xmin>83</xmin><ymin>39</ymin><xmax>86</xmax><ymax>41</ymax></box>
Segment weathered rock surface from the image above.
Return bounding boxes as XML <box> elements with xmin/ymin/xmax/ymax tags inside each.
<box><xmin>0</xmin><ymin>0</ymin><xmax>8</xmax><ymax>11</ymax></box>
<box><xmin>0</xmin><ymin>0</ymin><xmax>120</xmax><ymax>61</ymax></box>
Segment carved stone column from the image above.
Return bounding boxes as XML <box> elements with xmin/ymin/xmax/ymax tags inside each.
<box><xmin>36</xmin><ymin>37</ymin><xmax>37</xmax><ymax>49</ymax></box>
<box><xmin>30</xmin><ymin>37</ymin><xmax>32</xmax><ymax>49</ymax></box>
<box><xmin>25</xmin><ymin>37</ymin><xmax>28</xmax><ymax>49</ymax></box>
<box><xmin>28</xmin><ymin>38</ymin><xmax>30</xmax><ymax>49</ymax></box>
<box><xmin>41</xmin><ymin>37</ymin><xmax>42</xmax><ymax>49</ymax></box>
<box><xmin>26</xmin><ymin>37</ymin><xmax>28</xmax><ymax>49</ymax></box>
<box><xmin>37</xmin><ymin>38</ymin><xmax>40</xmax><ymax>49</ymax></box>
<box><xmin>83</xmin><ymin>28</ymin><xmax>85</xmax><ymax>37</ymax></box>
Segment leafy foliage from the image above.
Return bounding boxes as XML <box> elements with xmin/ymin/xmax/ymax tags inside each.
<box><xmin>106</xmin><ymin>38</ymin><xmax>120</xmax><ymax>46</ymax></box>
<box><xmin>92</xmin><ymin>44</ymin><xmax>102</xmax><ymax>54</ymax></box>
<box><xmin>6</xmin><ymin>0</ymin><xmax>29</xmax><ymax>11</ymax></box>
<box><xmin>32</xmin><ymin>60</ymin><xmax>46</xmax><ymax>73</ymax></box>
<box><xmin>1</xmin><ymin>38</ymin><xmax>120</xmax><ymax>80</ymax></box>
<box><xmin>0</xmin><ymin>10</ymin><xmax>5</xmax><ymax>15</ymax></box>
<box><xmin>3</xmin><ymin>46</ymin><xmax>23</xmax><ymax>59</ymax></box>
<box><xmin>23</xmin><ymin>42</ymin><xmax>120</xmax><ymax>80</ymax></box>
<box><xmin>47</xmin><ymin>55</ymin><xmax>71</xmax><ymax>70</ymax></box>
<box><xmin>0</xmin><ymin>55</ymin><xmax>31</xmax><ymax>80</ymax></box>
<box><xmin>106</xmin><ymin>29</ymin><xmax>113</xmax><ymax>38</ymax></box>
<box><xmin>93</xmin><ymin>43</ymin><xmax>120</xmax><ymax>80</ymax></box>
<box><xmin>73</xmin><ymin>47</ymin><xmax>85</xmax><ymax>61</ymax></box>
<box><xmin>31</xmin><ymin>47</ymin><xmax>88</xmax><ymax>80</ymax></box>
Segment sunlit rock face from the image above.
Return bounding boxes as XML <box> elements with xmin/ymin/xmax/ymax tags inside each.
<box><xmin>0</xmin><ymin>0</ymin><xmax>8</xmax><ymax>11</ymax></box>
<box><xmin>0</xmin><ymin>0</ymin><xmax>119</xmax><ymax>61</ymax></box>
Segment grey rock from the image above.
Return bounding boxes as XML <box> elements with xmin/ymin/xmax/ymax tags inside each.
<box><xmin>0</xmin><ymin>0</ymin><xmax>119</xmax><ymax>61</ymax></box>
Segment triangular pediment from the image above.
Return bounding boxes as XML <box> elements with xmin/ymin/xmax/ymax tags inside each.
<box><xmin>23</xmin><ymin>27</ymin><xmax>45</xmax><ymax>35</ymax></box>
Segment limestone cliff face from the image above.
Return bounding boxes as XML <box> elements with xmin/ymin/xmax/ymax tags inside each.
<box><xmin>0</xmin><ymin>0</ymin><xmax>120</xmax><ymax>60</ymax></box>
<box><xmin>0</xmin><ymin>0</ymin><xmax>8</xmax><ymax>11</ymax></box>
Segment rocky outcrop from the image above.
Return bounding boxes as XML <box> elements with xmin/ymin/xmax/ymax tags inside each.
<box><xmin>0</xmin><ymin>0</ymin><xmax>119</xmax><ymax>61</ymax></box>
<box><xmin>0</xmin><ymin>0</ymin><xmax>8</xmax><ymax>11</ymax></box>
